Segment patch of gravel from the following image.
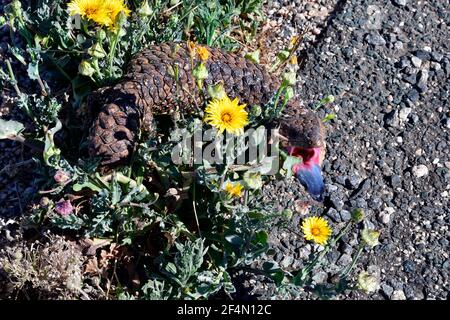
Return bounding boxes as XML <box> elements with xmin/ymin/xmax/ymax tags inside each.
<box><xmin>258</xmin><ymin>0</ymin><xmax>339</xmax><ymax>65</ymax></box>
<box><xmin>0</xmin><ymin>1</ymin><xmax>39</xmax><ymax>219</ymax></box>
<box><xmin>250</xmin><ymin>0</ymin><xmax>449</xmax><ymax>300</ymax></box>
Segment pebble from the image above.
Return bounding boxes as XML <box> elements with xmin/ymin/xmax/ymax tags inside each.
<box><xmin>411</xmin><ymin>56</ymin><xmax>422</xmax><ymax>68</ymax></box>
<box><xmin>393</xmin><ymin>0</ymin><xmax>407</xmax><ymax>6</ymax></box>
<box><xmin>417</xmin><ymin>70</ymin><xmax>429</xmax><ymax>92</ymax></box>
<box><xmin>381</xmin><ymin>283</ymin><xmax>394</xmax><ymax>297</ymax></box>
<box><xmin>391</xmin><ymin>290</ymin><xmax>407</xmax><ymax>300</ymax></box>
<box><xmin>366</xmin><ymin>33</ymin><xmax>386</xmax><ymax>46</ymax></box>
<box><xmin>412</xmin><ymin>165</ymin><xmax>429</xmax><ymax>178</ymax></box>
<box><xmin>398</xmin><ymin>107</ymin><xmax>412</xmax><ymax>123</ymax></box>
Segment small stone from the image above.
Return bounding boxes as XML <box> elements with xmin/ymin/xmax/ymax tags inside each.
<box><xmin>398</xmin><ymin>107</ymin><xmax>412</xmax><ymax>122</ymax></box>
<box><xmin>406</xmin><ymin>89</ymin><xmax>420</xmax><ymax>102</ymax></box>
<box><xmin>280</xmin><ymin>256</ymin><xmax>294</xmax><ymax>268</ymax></box>
<box><xmin>312</xmin><ymin>271</ymin><xmax>328</xmax><ymax>284</ymax></box>
<box><xmin>431</xmin><ymin>52</ymin><xmax>443</xmax><ymax>62</ymax></box>
<box><xmin>382</xmin><ymin>284</ymin><xmax>394</xmax><ymax>297</ymax></box>
<box><xmin>414</xmin><ymin>50</ymin><xmax>431</xmax><ymax>61</ymax></box>
<box><xmin>337</xmin><ymin>254</ymin><xmax>352</xmax><ymax>267</ymax></box>
<box><xmin>390</xmin><ymin>175</ymin><xmax>402</xmax><ymax>188</ymax></box>
<box><xmin>403</xmin><ymin>260</ymin><xmax>415</xmax><ymax>273</ymax></box>
<box><xmin>403</xmin><ymin>73</ymin><xmax>417</xmax><ymax>85</ymax></box>
<box><xmin>416</xmin><ymin>70</ymin><xmax>429</xmax><ymax>92</ymax></box>
<box><xmin>379</xmin><ymin>212</ymin><xmax>391</xmax><ymax>224</ymax></box>
<box><xmin>326</xmin><ymin>207</ymin><xmax>342</xmax><ymax>222</ymax></box>
<box><xmin>340</xmin><ymin>210</ymin><xmax>352</xmax><ymax>222</ymax></box>
<box><xmin>411</xmin><ymin>56</ymin><xmax>422</xmax><ymax>68</ymax></box>
<box><xmin>366</xmin><ymin>33</ymin><xmax>386</xmax><ymax>46</ymax></box>
<box><xmin>394</xmin><ymin>41</ymin><xmax>404</xmax><ymax>50</ymax></box>
<box><xmin>445</xmin><ymin>118</ymin><xmax>450</xmax><ymax>129</ymax></box>
<box><xmin>391</xmin><ymin>290</ymin><xmax>407</xmax><ymax>300</ymax></box>
<box><xmin>393</xmin><ymin>0</ymin><xmax>407</xmax><ymax>6</ymax></box>
<box><xmin>412</xmin><ymin>165</ymin><xmax>429</xmax><ymax>177</ymax></box>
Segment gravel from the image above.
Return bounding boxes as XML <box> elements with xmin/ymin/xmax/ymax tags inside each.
<box><xmin>249</xmin><ymin>0</ymin><xmax>449</xmax><ymax>300</ymax></box>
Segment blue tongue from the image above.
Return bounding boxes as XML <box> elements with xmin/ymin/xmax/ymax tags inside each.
<box><xmin>295</xmin><ymin>164</ymin><xmax>325</xmax><ymax>202</ymax></box>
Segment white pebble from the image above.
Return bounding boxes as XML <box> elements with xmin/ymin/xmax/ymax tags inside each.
<box><xmin>412</xmin><ymin>165</ymin><xmax>429</xmax><ymax>178</ymax></box>
<box><xmin>392</xmin><ymin>290</ymin><xmax>407</xmax><ymax>300</ymax></box>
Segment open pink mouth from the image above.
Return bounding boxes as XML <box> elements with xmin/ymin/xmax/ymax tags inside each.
<box><xmin>286</xmin><ymin>147</ymin><xmax>324</xmax><ymax>202</ymax></box>
<box><xmin>286</xmin><ymin>147</ymin><xmax>322</xmax><ymax>170</ymax></box>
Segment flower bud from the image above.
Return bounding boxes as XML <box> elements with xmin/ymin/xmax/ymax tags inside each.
<box><xmin>250</xmin><ymin>105</ymin><xmax>262</xmax><ymax>117</ymax></box>
<box><xmin>97</xmin><ymin>29</ymin><xmax>107</xmax><ymax>41</ymax></box>
<box><xmin>245</xmin><ymin>49</ymin><xmax>260</xmax><ymax>64</ymax></box>
<box><xmin>277</xmin><ymin>50</ymin><xmax>290</xmax><ymax>61</ymax></box>
<box><xmin>55</xmin><ymin>199</ymin><xmax>74</xmax><ymax>217</ymax></box>
<box><xmin>116</xmin><ymin>11</ymin><xmax>128</xmax><ymax>26</ymax></box>
<box><xmin>243</xmin><ymin>171</ymin><xmax>263</xmax><ymax>190</ymax></box>
<box><xmin>284</xmin><ymin>86</ymin><xmax>294</xmax><ymax>101</ymax></box>
<box><xmin>138</xmin><ymin>0</ymin><xmax>153</xmax><ymax>17</ymax></box>
<box><xmin>282</xmin><ymin>209</ymin><xmax>293</xmax><ymax>220</ymax></box>
<box><xmin>79</xmin><ymin>60</ymin><xmax>96</xmax><ymax>77</ymax></box>
<box><xmin>193</xmin><ymin>63</ymin><xmax>208</xmax><ymax>82</ymax></box>
<box><xmin>40</xmin><ymin>197</ymin><xmax>51</xmax><ymax>208</ymax></box>
<box><xmin>351</xmin><ymin>208</ymin><xmax>365</xmax><ymax>223</ymax></box>
<box><xmin>11</xmin><ymin>0</ymin><xmax>22</xmax><ymax>17</ymax></box>
<box><xmin>358</xmin><ymin>271</ymin><xmax>380</xmax><ymax>294</ymax></box>
<box><xmin>88</xmin><ymin>42</ymin><xmax>107</xmax><ymax>59</ymax></box>
<box><xmin>207</xmin><ymin>83</ymin><xmax>227</xmax><ymax>100</ymax></box>
<box><xmin>54</xmin><ymin>170</ymin><xmax>71</xmax><ymax>185</ymax></box>
<box><xmin>361</xmin><ymin>229</ymin><xmax>380</xmax><ymax>248</ymax></box>
<box><xmin>282</xmin><ymin>71</ymin><xmax>297</xmax><ymax>87</ymax></box>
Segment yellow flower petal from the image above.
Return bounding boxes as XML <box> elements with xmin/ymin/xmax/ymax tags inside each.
<box><xmin>196</xmin><ymin>46</ymin><xmax>210</xmax><ymax>62</ymax></box>
<box><xmin>301</xmin><ymin>216</ymin><xmax>332</xmax><ymax>246</ymax></box>
<box><xmin>224</xmin><ymin>182</ymin><xmax>244</xmax><ymax>198</ymax></box>
<box><xmin>68</xmin><ymin>0</ymin><xmax>130</xmax><ymax>27</ymax></box>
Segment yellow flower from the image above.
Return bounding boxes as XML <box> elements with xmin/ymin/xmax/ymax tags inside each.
<box><xmin>301</xmin><ymin>216</ymin><xmax>332</xmax><ymax>246</ymax></box>
<box><xmin>68</xmin><ymin>0</ymin><xmax>111</xmax><ymax>26</ymax></box>
<box><xmin>197</xmin><ymin>46</ymin><xmax>210</xmax><ymax>62</ymax></box>
<box><xmin>290</xmin><ymin>55</ymin><xmax>298</xmax><ymax>65</ymax></box>
<box><xmin>224</xmin><ymin>182</ymin><xmax>244</xmax><ymax>198</ymax></box>
<box><xmin>68</xmin><ymin>0</ymin><xmax>130</xmax><ymax>27</ymax></box>
<box><xmin>204</xmin><ymin>95</ymin><xmax>248</xmax><ymax>135</ymax></box>
<box><xmin>290</xmin><ymin>35</ymin><xmax>299</xmax><ymax>47</ymax></box>
<box><xmin>104</xmin><ymin>0</ymin><xmax>131</xmax><ymax>20</ymax></box>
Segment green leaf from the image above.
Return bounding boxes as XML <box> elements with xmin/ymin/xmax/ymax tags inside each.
<box><xmin>322</xmin><ymin>114</ymin><xmax>336</xmax><ymax>122</ymax></box>
<box><xmin>225</xmin><ymin>234</ymin><xmax>244</xmax><ymax>247</ymax></box>
<box><xmin>43</xmin><ymin>119</ymin><xmax>62</xmax><ymax>167</ymax></box>
<box><xmin>253</xmin><ymin>231</ymin><xmax>268</xmax><ymax>245</ymax></box>
<box><xmin>282</xmin><ymin>155</ymin><xmax>302</xmax><ymax>178</ymax></box>
<box><xmin>0</xmin><ymin>119</ymin><xmax>24</xmax><ymax>139</ymax></box>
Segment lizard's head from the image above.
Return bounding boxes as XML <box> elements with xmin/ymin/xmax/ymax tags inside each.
<box><xmin>278</xmin><ymin>108</ymin><xmax>326</xmax><ymax>202</ymax></box>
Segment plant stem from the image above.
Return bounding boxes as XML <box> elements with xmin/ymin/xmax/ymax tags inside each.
<box><xmin>192</xmin><ymin>182</ymin><xmax>202</xmax><ymax>238</ymax></box>
<box><xmin>5</xmin><ymin>59</ymin><xmax>21</xmax><ymax>96</ymax></box>
<box><xmin>339</xmin><ymin>243</ymin><xmax>364</xmax><ymax>279</ymax></box>
<box><xmin>108</xmin><ymin>30</ymin><xmax>120</xmax><ymax>78</ymax></box>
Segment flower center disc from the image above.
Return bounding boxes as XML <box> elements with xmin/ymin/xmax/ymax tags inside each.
<box><xmin>311</xmin><ymin>227</ymin><xmax>321</xmax><ymax>236</ymax></box>
<box><xmin>221</xmin><ymin>113</ymin><xmax>232</xmax><ymax>123</ymax></box>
